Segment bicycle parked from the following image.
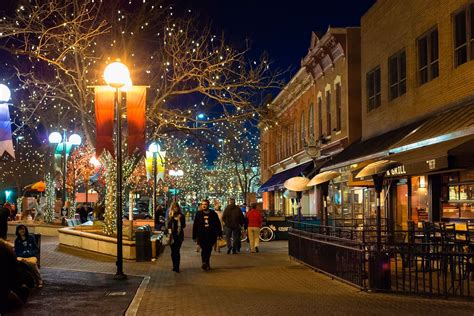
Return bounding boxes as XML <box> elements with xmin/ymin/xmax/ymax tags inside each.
<box><xmin>239</xmin><ymin>223</ymin><xmax>275</xmax><ymax>242</ymax></box>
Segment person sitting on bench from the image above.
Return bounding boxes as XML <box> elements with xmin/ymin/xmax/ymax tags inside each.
<box><xmin>14</xmin><ymin>225</ymin><xmax>43</xmax><ymax>287</ymax></box>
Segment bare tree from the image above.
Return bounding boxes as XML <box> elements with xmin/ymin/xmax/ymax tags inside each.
<box><xmin>0</xmin><ymin>0</ymin><xmax>283</xmax><ymax>145</ymax></box>
<box><xmin>214</xmin><ymin>120</ymin><xmax>260</xmax><ymax>204</ymax></box>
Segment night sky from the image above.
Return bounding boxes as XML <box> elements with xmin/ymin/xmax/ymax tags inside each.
<box><xmin>180</xmin><ymin>0</ymin><xmax>376</xmax><ymax>77</ymax></box>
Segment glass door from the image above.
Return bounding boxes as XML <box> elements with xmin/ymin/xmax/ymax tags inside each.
<box><xmin>396</xmin><ymin>184</ymin><xmax>408</xmax><ymax>231</ymax></box>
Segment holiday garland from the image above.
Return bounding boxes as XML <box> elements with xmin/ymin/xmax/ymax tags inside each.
<box><xmin>103</xmin><ymin>153</ymin><xmax>117</xmax><ymax>236</ymax></box>
<box><xmin>44</xmin><ymin>173</ymin><xmax>56</xmax><ymax>223</ymax></box>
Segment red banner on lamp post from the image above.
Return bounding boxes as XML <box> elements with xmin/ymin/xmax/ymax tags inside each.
<box><xmin>126</xmin><ymin>86</ymin><xmax>146</xmax><ymax>156</ymax></box>
<box><xmin>94</xmin><ymin>86</ymin><xmax>115</xmax><ymax>157</ymax></box>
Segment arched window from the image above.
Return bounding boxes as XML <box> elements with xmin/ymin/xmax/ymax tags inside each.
<box><xmin>275</xmin><ymin>131</ymin><xmax>280</xmax><ymax>161</ymax></box>
<box><xmin>308</xmin><ymin>103</ymin><xmax>314</xmax><ymax>140</ymax></box>
<box><xmin>287</xmin><ymin>125</ymin><xmax>291</xmax><ymax>155</ymax></box>
<box><xmin>293</xmin><ymin>121</ymin><xmax>298</xmax><ymax>152</ymax></box>
<box><xmin>300</xmin><ymin>111</ymin><xmax>305</xmax><ymax>144</ymax></box>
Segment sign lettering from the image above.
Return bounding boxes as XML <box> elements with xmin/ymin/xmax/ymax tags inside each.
<box><xmin>426</xmin><ymin>159</ymin><xmax>436</xmax><ymax>170</ymax></box>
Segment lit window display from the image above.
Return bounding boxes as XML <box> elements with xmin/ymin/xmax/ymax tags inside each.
<box><xmin>441</xmin><ymin>170</ymin><xmax>474</xmax><ymax>221</ymax></box>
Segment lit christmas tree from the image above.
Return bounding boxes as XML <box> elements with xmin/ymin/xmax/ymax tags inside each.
<box><xmin>103</xmin><ymin>153</ymin><xmax>117</xmax><ymax>236</ymax></box>
<box><xmin>44</xmin><ymin>173</ymin><xmax>56</xmax><ymax>224</ymax></box>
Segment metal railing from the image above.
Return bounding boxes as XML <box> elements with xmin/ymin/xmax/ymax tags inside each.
<box><xmin>288</xmin><ymin>221</ymin><xmax>474</xmax><ymax>299</ymax></box>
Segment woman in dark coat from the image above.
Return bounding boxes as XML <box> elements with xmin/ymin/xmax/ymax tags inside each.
<box><xmin>167</xmin><ymin>202</ymin><xmax>186</xmax><ymax>273</ymax></box>
<box><xmin>14</xmin><ymin>225</ymin><xmax>42</xmax><ymax>287</ymax></box>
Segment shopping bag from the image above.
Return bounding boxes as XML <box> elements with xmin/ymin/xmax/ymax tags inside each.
<box><xmin>217</xmin><ymin>238</ymin><xmax>226</xmax><ymax>249</ymax></box>
<box><xmin>163</xmin><ymin>234</ymin><xmax>172</xmax><ymax>246</ymax></box>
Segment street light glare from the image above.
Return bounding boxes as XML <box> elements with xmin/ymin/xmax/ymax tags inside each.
<box><xmin>148</xmin><ymin>142</ymin><xmax>160</xmax><ymax>153</ymax></box>
<box><xmin>0</xmin><ymin>84</ymin><xmax>11</xmax><ymax>102</ymax></box>
<box><xmin>48</xmin><ymin>132</ymin><xmax>62</xmax><ymax>144</ymax></box>
<box><xmin>104</xmin><ymin>61</ymin><xmax>131</xmax><ymax>88</ymax></box>
<box><xmin>176</xmin><ymin>169</ymin><xmax>184</xmax><ymax>176</ymax></box>
<box><xmin>69</xmin><ymin>133</ymin><xmax>82</xmax><ymax>145</ymax></box>
<box><xmin>197</xmin><ymin>113</ymin><xmax>205</xmax><ymax>119</ymax></box>
<box><xmin>90</xmin><ymin>156</ymin><xmax>101</xmax><ymax>167</ymax></box>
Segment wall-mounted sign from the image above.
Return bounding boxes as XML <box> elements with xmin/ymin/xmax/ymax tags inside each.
<box><xmin>386</xmin><ymin>165</ymin><xmax>407</xmax><ymax>176</ymax></box>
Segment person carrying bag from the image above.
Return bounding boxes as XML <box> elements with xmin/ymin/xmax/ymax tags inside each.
<box><xmin>167</xmin><ymin>202</ymin><xmax>185</xmax><ymax>273</ymax></box>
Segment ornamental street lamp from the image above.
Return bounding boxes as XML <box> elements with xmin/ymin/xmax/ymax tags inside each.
<box><xmin>195</xmin><ymin>113</ymin><xmax>206</xmax><ymax>128</ymax></box>
<box><xmin>103</xmin><ymin>61</ymin><xmax>131</xmax><ymax>280</ymax></box>
<box><xmin>48</xmin><ymin>130</ymin><xmax>82</xmax><ymax>206</ymax></box>
<box><xmin>169</xmin><ymin>169</ymin><xmax>184</xmax><ymax>201</ymax></box>
<box><xmin>148</xmin><ymin>142</ymin><xmax>160</xmax><ymax>214</ymax></box>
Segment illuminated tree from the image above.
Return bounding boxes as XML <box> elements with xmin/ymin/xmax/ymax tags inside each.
<box><xmin>214</xmin><ymin>120</ymin><xmax>260</xmax><ymax>204</ymax></box>
<box><xmin>0</xmin><ymin>0</ymin><xmax>282</xmax><ymax>144</ymax></box>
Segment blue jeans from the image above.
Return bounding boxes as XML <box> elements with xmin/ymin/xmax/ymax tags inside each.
<box><xmin>225</xmin><ymin>227</ymin><xmax>241</xmax><ymax>251</ymax></box>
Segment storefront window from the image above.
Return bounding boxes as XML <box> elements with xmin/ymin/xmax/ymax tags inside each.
<box><xmin>441</xmin><ymin>170</ymin><xmax>474</xmax><ymax>221</ymax></box>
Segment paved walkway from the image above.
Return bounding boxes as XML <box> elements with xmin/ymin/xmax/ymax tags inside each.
<box><xmin>33</xmin><ymin>235</ymin><xmax>474</xmax><ymax>315</ymax></box>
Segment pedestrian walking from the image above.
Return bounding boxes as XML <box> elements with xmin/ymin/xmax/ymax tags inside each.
<box><xmin>213</xmin><ymin>199</ymin><xmax>224</xmax><ymax>252</ymax></box>
<box><xmin>0</xmin><ymin>203</ymin><xmax>11</xmax><ymax>240</ymax></box>
<box><xmin>223</xmin><ymin>198</ymin><xmax>245</xmax><ymax>254</ymax></box>
<box><xmin>192</xmin><ymin>199</ymin><xmax>222</xmax><ymax>270</ymax></box>
<box><xmin>154</xmin><ymin>205</ymin><xmax>165</xmax><ymax>231</ymax></box>
<box><xmin>167</xmin><ymin>202</ymin><xmax>185</xmax><ymax>273</ymax></box>
<box><xmin>247</xmin><ymin>203</ymin><xmax>263</xmax><ymax>253</ymax></box>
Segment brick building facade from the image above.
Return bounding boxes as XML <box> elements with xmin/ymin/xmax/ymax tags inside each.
<box><xmin>317</xmin><ymin>0</ymin><xmax>474</xmax><ymax>229</ymax></box>
<box><xmin>261</xmin><ymin>0</ymin><xmax>474</xmax><ymax>226</ymax></box>
<box><xmin>259</xmin><ymin>28</ymin><xmax>362</xmax><ymax>216</ymax></box>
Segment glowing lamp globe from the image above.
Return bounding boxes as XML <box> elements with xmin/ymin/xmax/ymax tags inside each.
<box><xmin>0</xmin><ymin>84</ymin><xmax>11</xmax><ymax>103</ymax></box>
<box><xmin>48</xmin><ymin>132</ymin><xmax>62</xmax><ymax>144</ymax></box>
<box><xmin>68</xmin><ymin>134</ymin><xmax>82</xmax><ymax>146</ymax></box>
<box><xmin>90</xmin><ymin>156</ymin><xmax>101</xmax><ymax>167</ymax></box>
<box><xmin>169</xmin><ymin>170</ymin><xmax>176</xmax><ymax>176</ymax></box>
<box><xmin>176</xmin><ymin>170</ymin><xmax>184</xmax><ymax>177</ymax></box>
<box><xmin>197</xmin><ymin>113</ymin><xmax>205</xmax><ymax>119</ymax></box>
<box><xmin>104</xmin><ymin>61</ymin><xmax>130</xmax><ymax>88</ymax></box>
<box><xmin>148</xmin><ymin>142</ymin><xmax>160</xmax><ymax>153</ymax></box>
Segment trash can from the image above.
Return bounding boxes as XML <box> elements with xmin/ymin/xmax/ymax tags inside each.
<box><xmin>135</xmin><ymin>229</ymin><xmax>151</xmax><ymax>262</ymax></box>
<box><xmin>368</xmin><ymin>251</ymin><xmax>391</xmax><ymax>290</ymax></box>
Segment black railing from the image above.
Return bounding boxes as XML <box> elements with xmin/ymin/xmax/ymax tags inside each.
<box><xmin>288</xmin><ymin>225</ymin><xmax>367</xmax><ymax>289</ymax></box>
<box><xmin>288</xmin><ymin>221</ymin><xmax>474</xmax><ymax>299</ymax></box>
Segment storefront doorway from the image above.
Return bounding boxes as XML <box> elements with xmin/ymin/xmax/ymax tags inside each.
<box><xmin>395</xmin><ymin>182</ymin><xmax>408</xmax><ymax>231</ymax></box>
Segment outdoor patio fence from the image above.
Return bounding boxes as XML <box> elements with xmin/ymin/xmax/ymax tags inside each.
<box><xmin>288</xmin><ymin>221</ymin><xmax>474</xmax><ymax>299</ymax></box>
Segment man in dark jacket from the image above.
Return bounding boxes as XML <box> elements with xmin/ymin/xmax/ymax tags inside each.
<box><xmin>192</xmin><ymin>199</ymin><xmax>222</xmax><ymax>270</ymax></box>
<box><xmin>0</xmin><ymin>203</ymin><xmax>11</xmax><ymax>240</ymax></box>
<box><xmin>223</xmin><ymin>198</ymin><xmax>245</xmax><ymax>254</ymax></box>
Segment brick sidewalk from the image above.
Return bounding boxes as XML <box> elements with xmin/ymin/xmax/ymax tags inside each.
<box><xmin>34</xmin><ymin>235</ymin><xmax>473</xmax><ymax>316</ymax></box>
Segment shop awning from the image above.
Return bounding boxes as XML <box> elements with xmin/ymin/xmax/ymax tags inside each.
<box><xmin>385</xmin><ymin>135</ymin><xmax>474</xmax><ymax>176</ymax></box>
<box><xmin>259</xmin><ymin>161</ymin><xmax>314</xmax><ymax>192</ymax></box>
<box><xmin>389</xmin><ymin>104</ymin><xmax>474</xmax><ymax>152</ymax></box>
<box><xmin>321</xmin><ymin>120</ymin><xmax>424</xmax><ymax>172</ymax></box>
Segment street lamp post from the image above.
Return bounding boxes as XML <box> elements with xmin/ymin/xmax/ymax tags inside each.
<box><xmin>148</xmin><ymin>142</ymin><xmax>160</xmax><ymax>214</ymax></box>
<box><xmin>169</xmin><ymin>169</ymin><xmax>184</xmax><ymax>201</ymax></box>
<box><xmin>195</xmin><ymin>113</ymin><xmax>206</xmax><ymax>128</ymax></box>
<box><xmin>48</xmin><ymin>131</ymin><xmax>82</xmax><ymax>206</ymax></box>
<box><xmin>104</xmin><ymin>61</ymin><xmax>131</xmax><ymax>280</ymax></box>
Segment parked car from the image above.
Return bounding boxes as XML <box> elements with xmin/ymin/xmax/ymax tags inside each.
<box><xmin>123</xmin><ymin>208</ymin><xmax>152</xmax><ymax>219</ymax></box>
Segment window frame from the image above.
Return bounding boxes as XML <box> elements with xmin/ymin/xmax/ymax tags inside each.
<box><xmin>318</xmin><ymin>96</ymin><xmax>323</xmax><ymax>138</ymax></box>
<box><xmin>388</xmin><ymin>50</ymin><xmax>407</xmax><ymax>100</ymax></box>
<box><xmin>453</xmin><ymin>4</ymin><xmax>474</xmax><ymax>67</ymax></box>
<box><xmin>293</xmin><ymin>121</ymin><xmax>298</xmax><ymax>152</ymax></box>
<box><xmin>417</xmin><ymin>27</ymin><xmax>439</xmax><ymax>85</ymax></box>
<box><xmin>366</xmin><ymin>66</ymin><xmax>381</xmax><ymax>112</ymax></box>
<box><xmin>335</xmin><ymin>83</ymin><xmax>342</xmax><ymax>132</ymax></box>
<box><xmin>308</xmin><ymin>103</ymin><xmax>315</xmax><ymax>141</ymax></box>
<box><xmin>326</xmin><ymin>90</ymin><xmax>332</xmax><ymax>136</ymax></box>
<box><xmin>300</xmin><ymin>111</ymin><xmax>305</xmax><ymax>145</ymax></box>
